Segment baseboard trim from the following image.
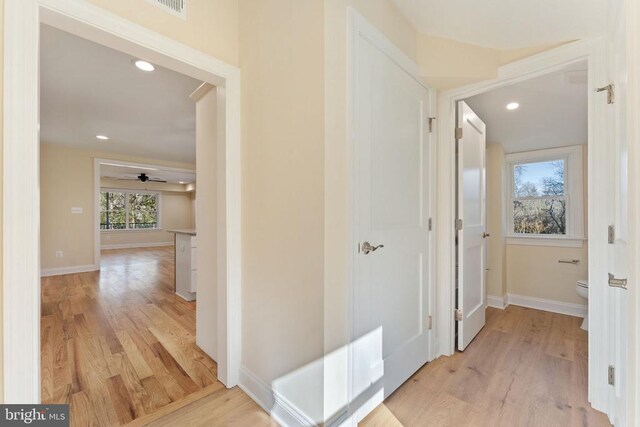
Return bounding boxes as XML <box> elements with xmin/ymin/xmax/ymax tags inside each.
<box><xmin>487</xmin><ymin>294</ymin><xmax>508</xmax><ymax>309</ymax></box>
<box><xmin>239</xmin><ymin>366</ymin><xmax>315</xmax><ymax>427</ymax></box>
<box><xmin>41</xmin><ymin>264</ymin><xmax>99</xmax><ymax>277</ymax></box>
<box><xmin>506</xmin><ymin>293</ymin><xmax>587</xmax><ymax>318</ymax></box>
<box><xmin>101</xmin><ymin>242</ymin><xmax>174</xmax><ymax>250</ymax></box>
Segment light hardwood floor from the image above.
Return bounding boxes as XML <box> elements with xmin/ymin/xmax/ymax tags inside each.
<box><xmin>362</xmin><ymin>306</ymin><xmax>611</xmax><ymax>427</ymax></box>
<box><xmin>41</xmin><ymin>246</ymin><xmax>271</xmax><ymax>427</ymax></box>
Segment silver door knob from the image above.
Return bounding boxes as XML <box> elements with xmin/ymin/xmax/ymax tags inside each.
<box><xmin>608</xmin><ymin>273</ymin><xmax>628</xmax><ymax>289</ymax></box>
<box><xmin>361</xmin><ymin>241</ymin><xmax>384</xmax><ymax>255</ymax></box>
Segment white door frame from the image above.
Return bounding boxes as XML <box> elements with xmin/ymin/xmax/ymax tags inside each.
<box><xmin>436</xmin><ymin>38</ymin><xmax>614</xmax><ymax>414</ymax></box>
<box><xmin>3</xmin><ymin>0</ymin><xmax>242</xmax><ymax>402</ymax></box>
<box><xmin>346</xmin><ymin>9</ymin><xmax>436</xmax><ymax>424</ymax></box>
<box><xmin>627</xmin><ymin>0</ymin><xmax>640</xmax><ymax>423</ymax></box>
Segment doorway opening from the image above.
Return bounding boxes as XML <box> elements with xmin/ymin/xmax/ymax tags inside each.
<box><xmin>38</xmin><ymin>23</ymin><xmax>221</xmax><ymax>424</ymax></box>
<box><xmin>447</xmin><ymin>60</ymin><xmax>609</xmax><ymax>423</ymax></box>
<box><xmin>4</xmin><ymin>0</ymin><xmax>241</xmax><ymax>409</ymax></box>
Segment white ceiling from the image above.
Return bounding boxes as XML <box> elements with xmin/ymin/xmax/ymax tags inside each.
<box><xmin>100</xmin><ymin>163</ymin><xmax>196</xmax><ymax>185</ymax></box>
<box><xmin>391</xmin><ymin>0</ymin><xmax>606</xmax><ymax>49</ymax></box>
<box><xmin>40</xmin><ymin>25</ymin><xmax>201</xmax><ymax>164</ymax></box>
<box><xmin>464</xmin><ymin>61</ymin><xmax>588</xmax><ymax>153</ymax></box>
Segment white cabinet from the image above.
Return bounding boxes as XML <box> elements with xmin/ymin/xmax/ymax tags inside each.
<box><xmin>172</xmin><ymin>231</ymin><xmax>197</xmax><ymax>301</ymax></box>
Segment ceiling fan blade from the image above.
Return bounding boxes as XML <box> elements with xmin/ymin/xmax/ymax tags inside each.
<box><xmin>116</xmin><ymin>178</ymin><xmax>139</xmax><ymax>180</ymax></box>
<box><xmin>149</xmin><ymin>179</ymin><xmax>168</xmax><ymax>183</ymax></box>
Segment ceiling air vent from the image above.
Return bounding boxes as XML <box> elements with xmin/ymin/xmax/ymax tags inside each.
<box><xmin>146</xmin><ymin>0</ymin><xmax>186</xmax><ymax>19</ymax></box>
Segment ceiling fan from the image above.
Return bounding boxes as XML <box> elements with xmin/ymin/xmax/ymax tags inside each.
<box><xmin>118</xmin><ymin>173</ymin><xmax>167</xmax><ymax>183</ymax></box>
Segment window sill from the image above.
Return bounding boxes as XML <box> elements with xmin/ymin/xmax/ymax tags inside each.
<box><xmin>506</xmin><ymin>235</ymin><xmax>586</xmax><ymax>248</ymax></box>
<box><xmin>101</xmin><ymin>228</ymin><xmax>163</xmax><ymax>233</ymax></box>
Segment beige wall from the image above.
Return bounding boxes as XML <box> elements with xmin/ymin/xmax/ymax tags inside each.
<box><xmin>84</xmin><ymin>0</ymin><xmax>239</xmax><ymax>66</ymax></box>
<box><xmin>100</xmin><ymin>178</ymin><xmax>195</xmax><ymax>249</ymax></box>
<box><xmin>418</xmin><ymin>34</ymin><xmax>566</xmax><ymax>90</ymax></box>
<box><xmin>41</xmin><ymin>144</ymin><xmax>96</xmax><ymax>269</ymax></box>
<box><xmin>486</xmin><ymin>144</ymin><xmax>507</xmax><ymax>298</ymax></box>
<box><xmin>506</xmin><ymin>245</ymin><xmax>588</xmax><ymax>304</ymax></box>
<box><xmin>240</xmin><ymin>0</ymin><xmax>325</xmax><ymax>421</ymax></box>
<box><xmin>40</xmin><ymin>144</ymin><xmax>195</xmax><ymax>270</ymax></box>
<box><xmin>486</xmin><ymin>144</ymin><xmax>588</xmax><ymax>305</ymax></box>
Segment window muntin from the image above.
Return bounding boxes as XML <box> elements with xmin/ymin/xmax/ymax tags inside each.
<box><xmin>100</xmin><ymin>190</ymin><xmax>160</xmax><ymax>230</ymax></box>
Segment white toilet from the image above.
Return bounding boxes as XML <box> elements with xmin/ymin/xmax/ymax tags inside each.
<box><xmin>576</xmin><ymin>279</ymin><xmax>589</xmax><ymax>331</ymax></box>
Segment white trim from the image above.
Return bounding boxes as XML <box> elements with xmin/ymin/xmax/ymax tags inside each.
<box><xmin>239</xmin><ymin>366</ymin><xmax>314</xmax><ymax>427</ymax></box>
<box><xmin>100</xmin><ymin>242</ymin><xmax>174</xmax><ymax>250</ymax></box>
<box><xmin>505</xmin><ymin>145</ymin><xmax>584</xmax><ymax>239</ymax></box>
<box><xmin>506</xmin><ymin>236</ymin><xmax>586</xmax><ymax>248</ymax></box>
<box><xmin>98</xmin><ymin>158</ymin><xmax>195</xmax><ymax>175</ymax></box>
<box><xmin>436</xmin><ymin>38</ymin><xmax>609</xmax><ymax>413</ymax></box>
<box><xmin>346</xmin><ymin>8</ymin><xmax>436</xmax><ymax>425</ymax></box>
<box><xmin>486</xmin><ymin>294</ymin><xmax>508</xmax><ymax>309</ymax></box>
<box><xmin>41</xmin><ymin>264</ymin><xmax>99</xmax><ymax>277</ymax></box>
<box><xmin>4</xmin><ymin>0</ymin><xmax>242</xmax><ymax>402</ymax></box>
<box><xmin>506</xmin><ymin>293</ymin><xmax>587</xmax><ymax>318</ymax></box>
<box><xmin>486</xmin><ymin>293</ymin><xmax>587</xmax><ymax>318</ymax></box>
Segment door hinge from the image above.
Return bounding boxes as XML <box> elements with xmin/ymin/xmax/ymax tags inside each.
<box><xmin>428</xmin><ymin>117</ymin><xmax>436</xmax><ymax>133</ymax></box>
<box><xmin>455</xmin><ymin>309</ymin><xmax>463</xmax><ymax>321</ymax></box>
<box><xmin>456</xmin><ymin>219</ymin><xmax>463</xmax><ymax>231</ymax></box>
<box><xmin>608</xmin><ymin>225</ymin><xmax>615</xmax><ymax>244</ymax></box>
<box><xmin>427</xmin><ymin>315</ymin><xmax>433</xmax><ymax>330</ymax></box>
<box><xmin>608</xmin><ymin>365</ymin><xmax>615</xmax><ymax>386</ymax></box>
<box><xmin>596</xmin><ymin>84</ymin><xmax>615</xmax><ymax>104</ymax></box>
<box><xmin>455</xmin><ymin>127</ymin><xmax>463</xmax><ymax>140</ymax></box>
<box><xmin>428</xmin><ymin>217</ymin><xmax>433</xmax><ymax>231</ymax></box>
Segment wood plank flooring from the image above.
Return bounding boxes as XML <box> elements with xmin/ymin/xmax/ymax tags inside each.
<box><xmin>361</xmin><ymin>306</ymin><xmax>611</xmax><ymax>427</ymax></box>
<box><xmin>41</xmin><ymin>246</ymin><xmax>269</xmax><ymax>427</ymax></box>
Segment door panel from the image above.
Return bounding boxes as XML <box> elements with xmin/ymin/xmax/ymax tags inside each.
<box><xmin>457</xmin><ymin>101</ymin><xmax>487</xmax><ymax>351</ymax></box>
<box><xmin>353</xmin><ymin>33</ymin><xmax>432</xmax><ymax>419</ymax></box>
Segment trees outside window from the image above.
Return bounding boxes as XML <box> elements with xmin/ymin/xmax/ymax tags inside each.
<box><xmin>506</xmin><ymin>145</ymin><xmax>584</xmax><ymax>243</ymax></box>
<box><xmin>100</xmin><ymin>190</ymin><xmax>160</xmax><ymax>230</ymax></box>
<box><xmin>512</xmin><ymin>160</ymin><xmax>566</xmax><ymax>235</ymax></box>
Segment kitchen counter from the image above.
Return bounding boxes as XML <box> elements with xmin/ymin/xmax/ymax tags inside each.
<box><xmin>167</xmin><ymin>229</ymin><xmax>196</xmax><ymax>236</ymax></box>
<box><xmin>169</xmin><ymin>230</ymin><xmax>197</xmax><ymax>301</ymax></box>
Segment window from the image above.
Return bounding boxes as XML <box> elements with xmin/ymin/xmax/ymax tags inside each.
<box><xmin>100</xmin><ymin>190</ymin><xmax>160</xmax><ymax>231</ymax></box>
<box><xmin>506</xmin><ymin>146</ymin><xmax>584</xmax><ymax>246</ymax></box>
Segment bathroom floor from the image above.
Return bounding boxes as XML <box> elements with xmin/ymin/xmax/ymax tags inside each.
<box><xmin>362</xmin><ymin>305</ymin><xmax>611</xmax><ymax>427</ymax></box>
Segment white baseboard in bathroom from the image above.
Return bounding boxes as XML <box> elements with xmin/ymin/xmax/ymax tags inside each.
<box><xmin>506</xmin><ymin>293</ymin><xmax>587</xmax><ymax>318</ymax></box>
<box><xmin>487</xmin><ymin>294</ymin><xmax>508</xmax><ymax>309</ymax></box>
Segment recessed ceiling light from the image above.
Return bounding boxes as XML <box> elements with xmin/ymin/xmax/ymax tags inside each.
<box><xmin>179</xmin><ymin>181</ymin><xmax>186</xmax><ymax>184</ymax></box>
<box><xmin>506</xmin><ymin>102</ymin><xmax>520</xmax><ymax>110</ymax></box>
<box><xmin>96</xmin><ymin>135</ymin><xmax>109</xmax><ymax>140</ymax></box>
<box><xmin>134</xmin><ymin>59</ymin><xmax>155</xmax><ymax>72</ymax></box>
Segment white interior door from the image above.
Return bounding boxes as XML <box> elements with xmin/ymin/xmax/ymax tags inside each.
<box><xmin>606</xmin><ymin>4</ymin><xmax>628</xmax><ymax>424</ymax></box>
<box><xmin>353</xmin><ymin>32</ymin><xmax>432</xmax><ymax>419</ymax></box>
<box><xmin>456</xmin><ymin>101</ymin><xmax>487</xmax><ymax>351</ymax></box>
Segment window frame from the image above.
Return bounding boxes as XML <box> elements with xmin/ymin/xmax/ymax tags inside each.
<box><xmin>100</xmin><ymin>188</ymin><xmax>162</xmax><ymax>232</ymax></box>
<box><xmin>505</xmin><ymin>145</ymin><xmax>585</xmax><ymax>247</ymax></box>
